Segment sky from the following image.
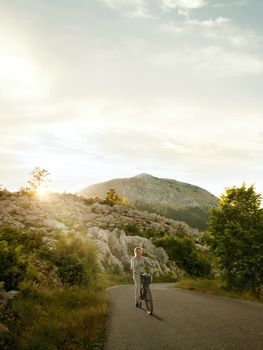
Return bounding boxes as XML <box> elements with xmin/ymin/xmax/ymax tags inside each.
<box><xmin>0</xmin><ymin>0</ymin><xmax>262</xmax><ymax>197</ymax></box>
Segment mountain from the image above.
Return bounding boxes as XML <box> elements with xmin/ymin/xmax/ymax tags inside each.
<box><xmin>78</xmin><ymin>174</ymin><xmax>218</xmax><ymax>230</ymax></box>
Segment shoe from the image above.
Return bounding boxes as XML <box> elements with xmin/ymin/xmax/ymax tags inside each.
<box><xmin>135</xmin><ymin>302</ymin><xmax>139</xmax><ymax>308</ymax></box>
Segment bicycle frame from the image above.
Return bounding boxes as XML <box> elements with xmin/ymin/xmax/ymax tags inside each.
<box><xmin>139</xmin><ymin>273</ymin><xmax>153</xmax><ymax>315</ymax></box>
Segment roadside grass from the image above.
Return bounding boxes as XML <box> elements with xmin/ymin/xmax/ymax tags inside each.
<box><xmin>6</xmin><ymin>284</ymin><xmax>109</xmax><ymax>350</ymax></box>
<box><xmin>103</xmin><ymin>272</ymin><xmax>178</xmax><ymax>286</ymax></box>
<box><xmin>152</xmin><ymin>273</ymin><xmax>178</xmax><ymax>283</ymax></box>
<box><xmin>103</xmin><ymin>273</ymin><xmax>133</xmax><ymax>287</ymax></box>
<box><xmin>174</xmin><ymin>278</ymin><xmax>263</xmax><ymax>303</ymax></box>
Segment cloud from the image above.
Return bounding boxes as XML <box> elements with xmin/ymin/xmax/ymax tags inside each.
<box><xmin>161</xmin><ymin>0</ymin><xmax>207</xmax><ymax>10</ymax></box>
<box><xmin>160</xmin><ymin>0</ymin><xmax>207</xmax><ymax>16</ymax></box>
<box><xmin>103</xmin><ymin>0</ymin><xmax>208</xmax><ymax>18</ymax></box>
<box><xmin>213</xmin><ymin>1</ymin><xmax>247</xmax><ymax>8</ymax></box>
<box><xmin>160</xmin><ymin>10</ymin><xmax>263</xmax><ymax>78</ymax></box>
<box><xmin>188</xmin><ymin>16</ymin><xmax>231</xmax><ymax>28</ymax></box>
<box><xmin>104</xmin><ymin>0</ymin><xmax>154</xmax><ymax>18</ymax></box>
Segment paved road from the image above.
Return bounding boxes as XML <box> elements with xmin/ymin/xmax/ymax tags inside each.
<box><xmin>104</xmin><ymin>284</ymin><xmax>263</xmax><ymax>350</ymax></box>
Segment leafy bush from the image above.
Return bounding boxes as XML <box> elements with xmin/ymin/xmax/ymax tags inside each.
<box><xmin>0</xmin><ymin>227</ymin><xmax>47</xmax><ymax>290</ymax></box>
<box><xmin>104</xmin><ymin>188</ymin><xmax>128</xmax><ymax>206</ymax></box>
<box><xmin>0</xmin><ymin>225</ymin><xmax>106</xmax><ymax>349</ymax></box>
<box><xmin>121</xmin><ymin>223</ymin><xmax>141</xmax><ymax>236</ymax></box>
<box><xmin>49</xmin><ymin>236</ymin><xmax>99</xmax><ymax>288</ymax></box>
<box><xmin>83</xmin><ymin>196</ymin><xmax>101</xmax><ymax>206</ymax></box>
<box><xmin>153</xmin><ymin>235</ymin><xmax>211</xmax><ymax>277</ymax></box>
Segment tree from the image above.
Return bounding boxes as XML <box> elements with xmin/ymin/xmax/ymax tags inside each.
<box><xmin>105</xmin><ymin>188</ymin><xmax>128</xmax><ymax>205</ymax></box>
<box><xmin>204</xmin><ymin>183</ymin><xmax>263</xmax><ymax>293</ymax></box>
<box><xmin>27</xmin><ymin>167</ymin><xmax>51</xmax><ymax>194</ymax></box>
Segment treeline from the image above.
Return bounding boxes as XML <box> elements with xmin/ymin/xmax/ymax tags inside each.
<box><xmin>134</xmin><ymin>202</ymin><xmax>211</xmax><ymax>230</ymax></box>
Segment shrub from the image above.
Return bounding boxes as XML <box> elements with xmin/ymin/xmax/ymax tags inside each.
<box><xmin>153</xmin><ymin>235</ymin><xmax>211</xmax><ymax>277</ymax></box>
<box><xmin>50</xmin><ymin>236</ymin><xmax>99</xmax><ymax>288</ymax></box>
<box><xmin>0</xmin><ymin>227</ymin><xmax>45</xmax><ymax>290</ymax></box>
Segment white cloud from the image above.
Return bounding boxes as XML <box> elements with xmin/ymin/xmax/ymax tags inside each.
<box><xmin>104</xmin><ymin>0</ymin><xmax>154</xmax><ymax>18</ymax></box>
<box><xmin>160</xmin><ymin>10</ymin><xmax>263</xmax><ymax>78</ymax></box>
<box><xmin>188</xmin><ymin>16</ymin><xmax>231</xmax><ymax>28</ymax></box>
<box><xmin>104</xmin><ymin>0</ymin><xmax>208</xmax><ymax>17</ymax></box>
<box><xmin>161</xmin><ymin>0</ymin><xmax>207</xmax><ymax>9</ymax></box>
<box><xmin>160</xmin><ymin>0</ymin><xmax>207</xmax><ymax>15</ymax></box>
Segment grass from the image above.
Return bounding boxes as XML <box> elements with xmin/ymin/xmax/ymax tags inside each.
<box><xmin>103</xmin><ymin>271</ymin><xmax>178</xmax><ymax>286</ymax></box>
<box><xmin>174</xmin><ymin>278</ymin><xmax>263</xmax><ymax>303</ymax></box>
<box><xmin>103</xmin><ymin>273</ymin><xmax>133</xmax><ymax>287</ymax></box>
<box><xmin>5</xmin><ymin>285</ymin><xmax>109</xmax><ymax>350</ymax></box>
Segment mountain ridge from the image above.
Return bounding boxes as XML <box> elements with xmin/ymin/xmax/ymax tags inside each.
<box><xmin>78</xmin><ymin>174</ymin><xmax>218</xmax><ymax>230</ymax></box>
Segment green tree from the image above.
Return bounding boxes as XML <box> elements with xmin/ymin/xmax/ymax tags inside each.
<box><xmin>204</xmin><ymin>184</ymin><xmax>263</xmax><ymax>293</ymax></box>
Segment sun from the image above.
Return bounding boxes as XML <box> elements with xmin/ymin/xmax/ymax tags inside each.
<box><xmin>36</xmin><ymin>186</ymin><xmax>50</xmax><ymax>198</ymax></box>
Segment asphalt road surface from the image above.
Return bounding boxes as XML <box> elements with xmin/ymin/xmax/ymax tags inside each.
<box><xmin>104</xmin><ymin>283</ymin><xmax>263</xmax><ymax>350</ymax></box>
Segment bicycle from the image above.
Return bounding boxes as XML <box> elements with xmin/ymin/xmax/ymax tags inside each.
<box><xmin>138</xmin><ymin>273</ymin><xmax>153</xmax><ymax>315</ymax></box>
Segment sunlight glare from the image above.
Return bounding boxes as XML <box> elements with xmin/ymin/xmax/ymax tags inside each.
<box><xmin>36</xmin><ymin>186</ymin><xmax>50</xmax><ymax>198</ymax></box>
<box><xmin>0</xmin><ymin>49</ymin><xmax>49</xmax><ymax>98</ymax></box>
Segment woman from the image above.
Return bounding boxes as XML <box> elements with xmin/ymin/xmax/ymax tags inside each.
<box><xmin>130</xmin><ymin>247</ymin><xmax>147</xmax><ymax>307</ymax></box>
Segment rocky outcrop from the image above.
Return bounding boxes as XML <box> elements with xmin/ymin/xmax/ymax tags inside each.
<box><xmin>0</xmin><ymin>192</ymin><xmax>199</xmax><ymax>238</ymax></box>
<box><xmin>0</xmin><ymin>191</ymin><xmax>198</xmax><ymax>276</ymax></box>
<box><xmin>88</xmin><ymin>227</ymin><xmax>178</xmax><ymax>276</ymax></box>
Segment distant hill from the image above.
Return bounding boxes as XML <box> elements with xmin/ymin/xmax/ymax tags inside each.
<box><xmin>78</xmin><ymin>174</ymin><xmax>218</xmax><ymax>230</ymax></box>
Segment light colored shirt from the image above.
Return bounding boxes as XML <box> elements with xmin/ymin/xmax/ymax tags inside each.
<box><xmin>130</xmin><ymin>256</ymin><xmax>146</xmax><ymax>275</ymax></box>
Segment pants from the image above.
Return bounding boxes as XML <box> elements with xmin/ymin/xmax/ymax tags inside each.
<box><xmin>133</xmin><ymin>273</ymin><xmax>141</xmax><ymax>303</ymax></box>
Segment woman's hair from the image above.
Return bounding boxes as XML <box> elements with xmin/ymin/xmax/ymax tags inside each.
<box><xmin>134</xmin><ymin>247</ymin><xmax>142</xmax><ymax>255</ymax></box>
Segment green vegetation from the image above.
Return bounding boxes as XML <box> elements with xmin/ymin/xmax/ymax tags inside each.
<box><xmin>3</xmin><ymin>286</ymin><xmax>108</xmax><ymax>350</ymax></box>
<box><xmin>153</xmin><ymin>236</ymin><xmax>211</xmax><ymax>277</ymax></box>
<box><xmin>203</xmin><ymin>184</ymin><xmax>263</xmax><ymax>295</ymax></box>
<box><xmin>1</xmin><ymin>180</ymin><xmax>262</xmax><ymax>349</ymax></box>
<box><xmin>104</xmin><ymin>188</ymin><xmax>128</xmax><ymax>206</ymax></box>
<box><xmin>175</xmin><ymin>278</ymin><xmax>263</xmax><ymax>303</ymax></box>
<box><xmin>0</xmin><ymin>226</ymin><xmax>108</xmax><ymax>349</ymax></box>
<box><xmin>121</xmin><ymin>223</ymin><xmax>212</xmax><ymax>278</ymax></box>
<box><xmin>135</xmin><ymin>201</ymin><xmax>211</xmax><ymax>230</ymax></box>
<box><xmin>0</xmin><ymin>227</ymin><xmax>47</xmax><ymax>290</ymax></box>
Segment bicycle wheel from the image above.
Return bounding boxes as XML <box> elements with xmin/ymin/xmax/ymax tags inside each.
<box><xmin>144</xmin><ymin>286</ymin><xmax>153</xmax><ymax>315</ymax></box>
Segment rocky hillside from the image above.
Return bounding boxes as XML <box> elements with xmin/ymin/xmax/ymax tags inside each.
<box><xmin>78</xmin><ymin>174</ymin><xmax>218</xmax><ymax>230</ymax></box>
<box><xmin>0</xmin><ymin>190</ymin><xmax>200</xmax><ymax>279</ymax></box>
